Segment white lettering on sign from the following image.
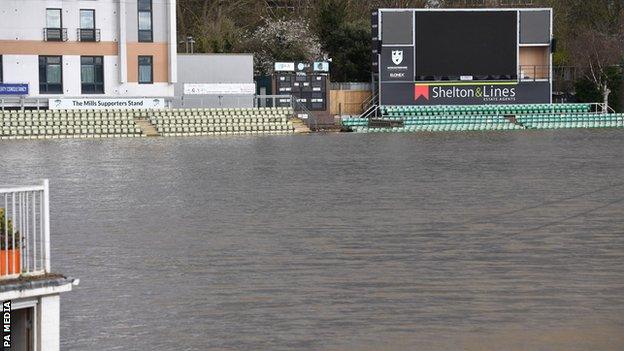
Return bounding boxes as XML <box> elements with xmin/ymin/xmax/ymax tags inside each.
<box><xmin>430</xmin><ymin>85</ymin><xmax>517</xmax><ymax>102</ymax></box>
<box><xmin>184</xmin><ymin>83</ymin><xmax>256</xmax><ymax>95</ymax></box>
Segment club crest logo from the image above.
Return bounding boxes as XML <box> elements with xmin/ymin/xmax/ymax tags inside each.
<box><xmin>392</xmin><ymin>50</ymin><xmax>403</xmax><ymax>65</ymax></box>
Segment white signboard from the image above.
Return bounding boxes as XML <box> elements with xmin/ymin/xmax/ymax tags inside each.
<box><xmin>48</xmin><ymin>98</ymin><xmax>166</xmax><ymax>110</ymax></box>
<box><xmin>313</xmin><ymin>62</ymin><xmax>330</xmax><ymax>72</ymax></box>
<box><xmin>183</xmin><ymin>83</ymin><xmax>255</xmax><ymax>95</ymax></box>
<box><xmin>274</xmin><ymin>62</ymin><xmax>295</xmax><ymax>72</ymax></box>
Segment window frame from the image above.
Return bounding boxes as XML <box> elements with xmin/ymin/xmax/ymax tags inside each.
<box><xmin>46</xmin><ymin>8</ymin><xmax>62</xmax><ymax>29</ymax></box>
<box><xmin>137</xmin><ymin>0</ymin><xmax>153</xmax><ymax>43</ymax></box>
<box><xmin>80</xmin><ymin>56</ymin><xmax>104</xmax><ymax>94</ymax></box>
<box><xmin>79</xmin><ymin>9</ymin><xmax>97</xmax><ymax>41</ymax></box>
<box><xmin>138</xmin><ymin>55</ymin><xmax>153</xmax><ymax>84</ymax></box>
<box><xmin>80</xmin><ymin>9</ymin><xmax>95</xmax><ymax>29</ymax></box>
<box><xmin>45</xmin><ymin>8</ymin><xmax>64</xmax><ymax>41</ymax></box>
<box><xmin>39</xmin><ymin>55</ymin><xmax>64</xmax><ymax>94</ymax></box>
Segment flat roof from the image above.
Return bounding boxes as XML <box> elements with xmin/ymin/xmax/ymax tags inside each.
<box><xmin>0</xmin><ymin>273</ymin><xmax>75</xmax><ymax>292</ymax></box>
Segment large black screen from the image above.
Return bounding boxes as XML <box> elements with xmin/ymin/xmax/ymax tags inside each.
<box><xmin>415</xmin><ymin>11</ymin><xmax>517</xmax><ymax>80</ymax></box>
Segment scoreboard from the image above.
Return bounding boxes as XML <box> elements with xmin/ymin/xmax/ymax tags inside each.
<box><xmin>274</xmin><ymin>62</ymin><xmax>329</xmax><ymax>111</ymax></box>
<box><xmin>374</xmin><ymin>8</ymin><xmax>553</xmax><ymax>106</ymax></box>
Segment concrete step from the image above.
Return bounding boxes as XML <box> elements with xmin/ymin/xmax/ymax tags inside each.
<box><xmin>135</xmin><ymin>119</ymin><xmax>159</xmax><ymax>137</ymax></box>
<box><xmin>290</xmin><ymin>118</ymin><xmax>311</xmax><ymax>133</ymax></box>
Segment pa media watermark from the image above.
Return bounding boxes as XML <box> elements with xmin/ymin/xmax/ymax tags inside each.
<box><xmin>2</xmin><ymin>300</ymin><xmax>10</xmax><ymax>349</ymax></box>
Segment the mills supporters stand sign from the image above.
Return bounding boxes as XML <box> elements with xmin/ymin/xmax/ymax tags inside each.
<box><xmin>380</xmin><ymin>81</ymin><xmax>551</xmax><ymax>105</ymax></box>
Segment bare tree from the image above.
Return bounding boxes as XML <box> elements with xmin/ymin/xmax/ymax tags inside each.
<box><xmin>568</xmin><ymin>29</ymin><xmax>623</xmax><ymax>107</ymax></box>
<box><xmin>556</xmin><ymin>0</ymin><xmax>624</xmax><ymax>107</ymax></box>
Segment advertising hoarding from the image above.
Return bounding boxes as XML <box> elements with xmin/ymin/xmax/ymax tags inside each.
<box><xmin>48</xmin><ymin>98</ymin><xmax>166</xmax><ymax>110</ymax></box>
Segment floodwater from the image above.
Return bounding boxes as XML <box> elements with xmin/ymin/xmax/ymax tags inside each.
<box><xmin>1</xmin><ymin>130</ymin><xmax>624</xmax><ymax>350</ymax></box>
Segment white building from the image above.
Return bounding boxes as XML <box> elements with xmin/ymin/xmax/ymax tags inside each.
<box><xmin>0</xmin><ymin>0</ymin><xmax>177</xmax><ymax>101</ymax></box>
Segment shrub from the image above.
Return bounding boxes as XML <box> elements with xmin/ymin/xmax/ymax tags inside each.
<box><xmin>0</xmin><ymin>208</ymin><xmax>20</xmax><ymax>250</ymax></box>
<box><xmin>574</xmin><ymin>66</ymin><xmax>623</xmax><ymax>112</ymax></box>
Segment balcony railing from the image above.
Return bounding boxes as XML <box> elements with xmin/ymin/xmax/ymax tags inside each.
<box><xmin>44</xmin><ymin>28</ymin><xmax>68</xmax><ymax>42</ymax></box>
<box><xmin>77</xmin><ymin>28</ymin><xmax>101</xmax><ymax>42</ymax></box>
<box><xmin>0</xmin><ymin>180</ymin><xmax>50</xmax><ymax>280</ymax></box>
<box><xmin>519</xmin><ymin>65</ymin><xmax>550</xmax><ymax>81</ymax></box>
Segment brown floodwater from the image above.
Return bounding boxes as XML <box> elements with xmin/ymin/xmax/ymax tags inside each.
<box><xmin>1</xmin><ymin>129</ymin><xmax>623</xmax><ymax>350</ymax></box>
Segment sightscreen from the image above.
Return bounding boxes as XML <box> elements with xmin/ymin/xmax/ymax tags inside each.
<box><xmin>415</xmin><ymin>11</ymin><xmax>518</xmax><ymax>80</ymax></box>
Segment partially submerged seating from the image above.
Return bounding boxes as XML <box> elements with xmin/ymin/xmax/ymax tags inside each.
<box><xmin>381</xmin><ymin>103</ymin><xmax>592</xmax><ymax>117</ymax></box>
<box><xmin>148</xmin><ymin>107</ymin><xmax>295</xmax><ymax>137</ymax></box>
<box><xmin>0</xmin><ymin>109</ymin><xmax>144</xmax><ymax>139</ymax></box>
<box><xmin>516</xmin><ymin>113</ymin><xmax>624</xmax><ymax>129</ymax></box>
<box><xmin>343</xmin><ymin>114</ymin><xmax>521</xmax><ymax>133</ymax></box>
<box><xmin>343</xmin><ymin>103</ymin><xmax>623</xmax><ymax>133</ymax></box>
<box><xmin>0</xmin><ymin>107</ymin><xmax>296</xmax><ymax>140</ymax></box>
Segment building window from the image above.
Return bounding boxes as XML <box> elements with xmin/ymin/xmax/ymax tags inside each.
<box><xmin>81</xmin><ymin>56</ymin><xmax>104</xmax><ymax>94</ymax></box>
<box><xmin>45</xmin><ymin>8</ymin><xmax>64</xmax><ymax>41</ymax></box>
<box><xmin>138</xmin><ymin>56</ymin><xmax>153</xmax><ymax>84</ymax></box>
<box><xmin>46</xmin><ymin>8</ymin><xmax>62</xmax><ymax>28</ymax></box>
<box><xmin>138</xmin><ymin>0</ymin><xmax>153</xmax><ymax>42</ymax></box>
<box><xmin>39</xmin><ymin>56</ymin><xmax>63</xmax><ymax>94</ymax></box>
<box><xmin>79</xmin><ymin>9</ymin><xmax>97</xmax><ymax>42</ymax></box>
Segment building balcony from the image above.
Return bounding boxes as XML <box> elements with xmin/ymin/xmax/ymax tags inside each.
<box><xmin>43</xmin><ymin>28</ymin><xmax>68</xmax><ymax>42</ymax></box>
<box><xmin>0</xmin><ymin>180</ymin><xmax>78</xmax><ymax>350</ymax></box>
<box><xmin>77</xmin><ymin>28</ymin><xmax>101</xmax><ymax>42</ymax></box>
<box><xmin>519</xmin><ymin>65</ymin><xmax>550</xmax><ymax>81</ymax></box>
<box><xmin>1</xmin><ymin>180</ymin><xmax>50</xmax><ymax>280</ymax></box>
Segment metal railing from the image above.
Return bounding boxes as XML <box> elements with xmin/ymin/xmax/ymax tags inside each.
<box><xmin>329</xmin><ymin>82</ymin><xmax>372</xmax><ymax>91</ymax></box>
<box><xmin>361</xmin><ymin>92</ymin><xmax>378</xmax><ymax>117</ymax></box>
<box><xmin>291</xmin><ymin>98</ymin><xmax>317</xmax><ymax>129</ymax></box>
<box><xmin>175</xmin><ymin>95</ymin><xmax>255</xmax><ymax>109</ymax></box>
<box><xmin>0</xmin><ymin>97</ymin><xmax>49</xmax><ymax>110</ymax></box>
<box><xmin>256</xmin><ymin>95</ymin><xmax>294</xmax><ymax>109</ymax></box>
<box><xmin>519</xmin><ymin>65</ymin><xmax>550</xmax><ymax>81</ymax></box>
<box><xmin>77</xmin><ymin>28</ymin><xmax>101</xmax><ymax>42</ymax></box>
<box><xmin>360</xmin><ymin>104</ymin><xmax>379</xmax><ymax>120</ymax></box>
<box><xmin>553</xmin><ymin>66</ymin><xmax>579</xmax><ymax>94</ymax></box>
<box><xmin>337</xmin><ymin>102</ymin><xmax>366</xmax><ymax>116</ymax></box>
<box><xmin>43</xmin><ymin>28</ymin><xmax>68</xmax><ymax>42</ymax></box>
<box><xmin>0</xmin><ymin>180</ymin><xmax>50</xmax><ymax>280</ymax></box>
<box><xmin>173</xmin><ymin>95</ymin><xmax>291</xmax><ymax>109</ymax></box>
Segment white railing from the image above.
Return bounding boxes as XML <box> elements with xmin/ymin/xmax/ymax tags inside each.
<box><xmin>0</xmin><ymin>180</ymin><xmax>50</xmax><ymax>280</ymax></box>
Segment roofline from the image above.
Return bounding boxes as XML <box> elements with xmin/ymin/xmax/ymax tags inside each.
<box><xmin>377</xmin><ymin>8</ymin><xmax>553</xmax><ymax>12</ymax></box>
<box><xmin>177</xmin><ymin>53</ymin><xmax>253</xmax><ymax>57</ymax></box>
